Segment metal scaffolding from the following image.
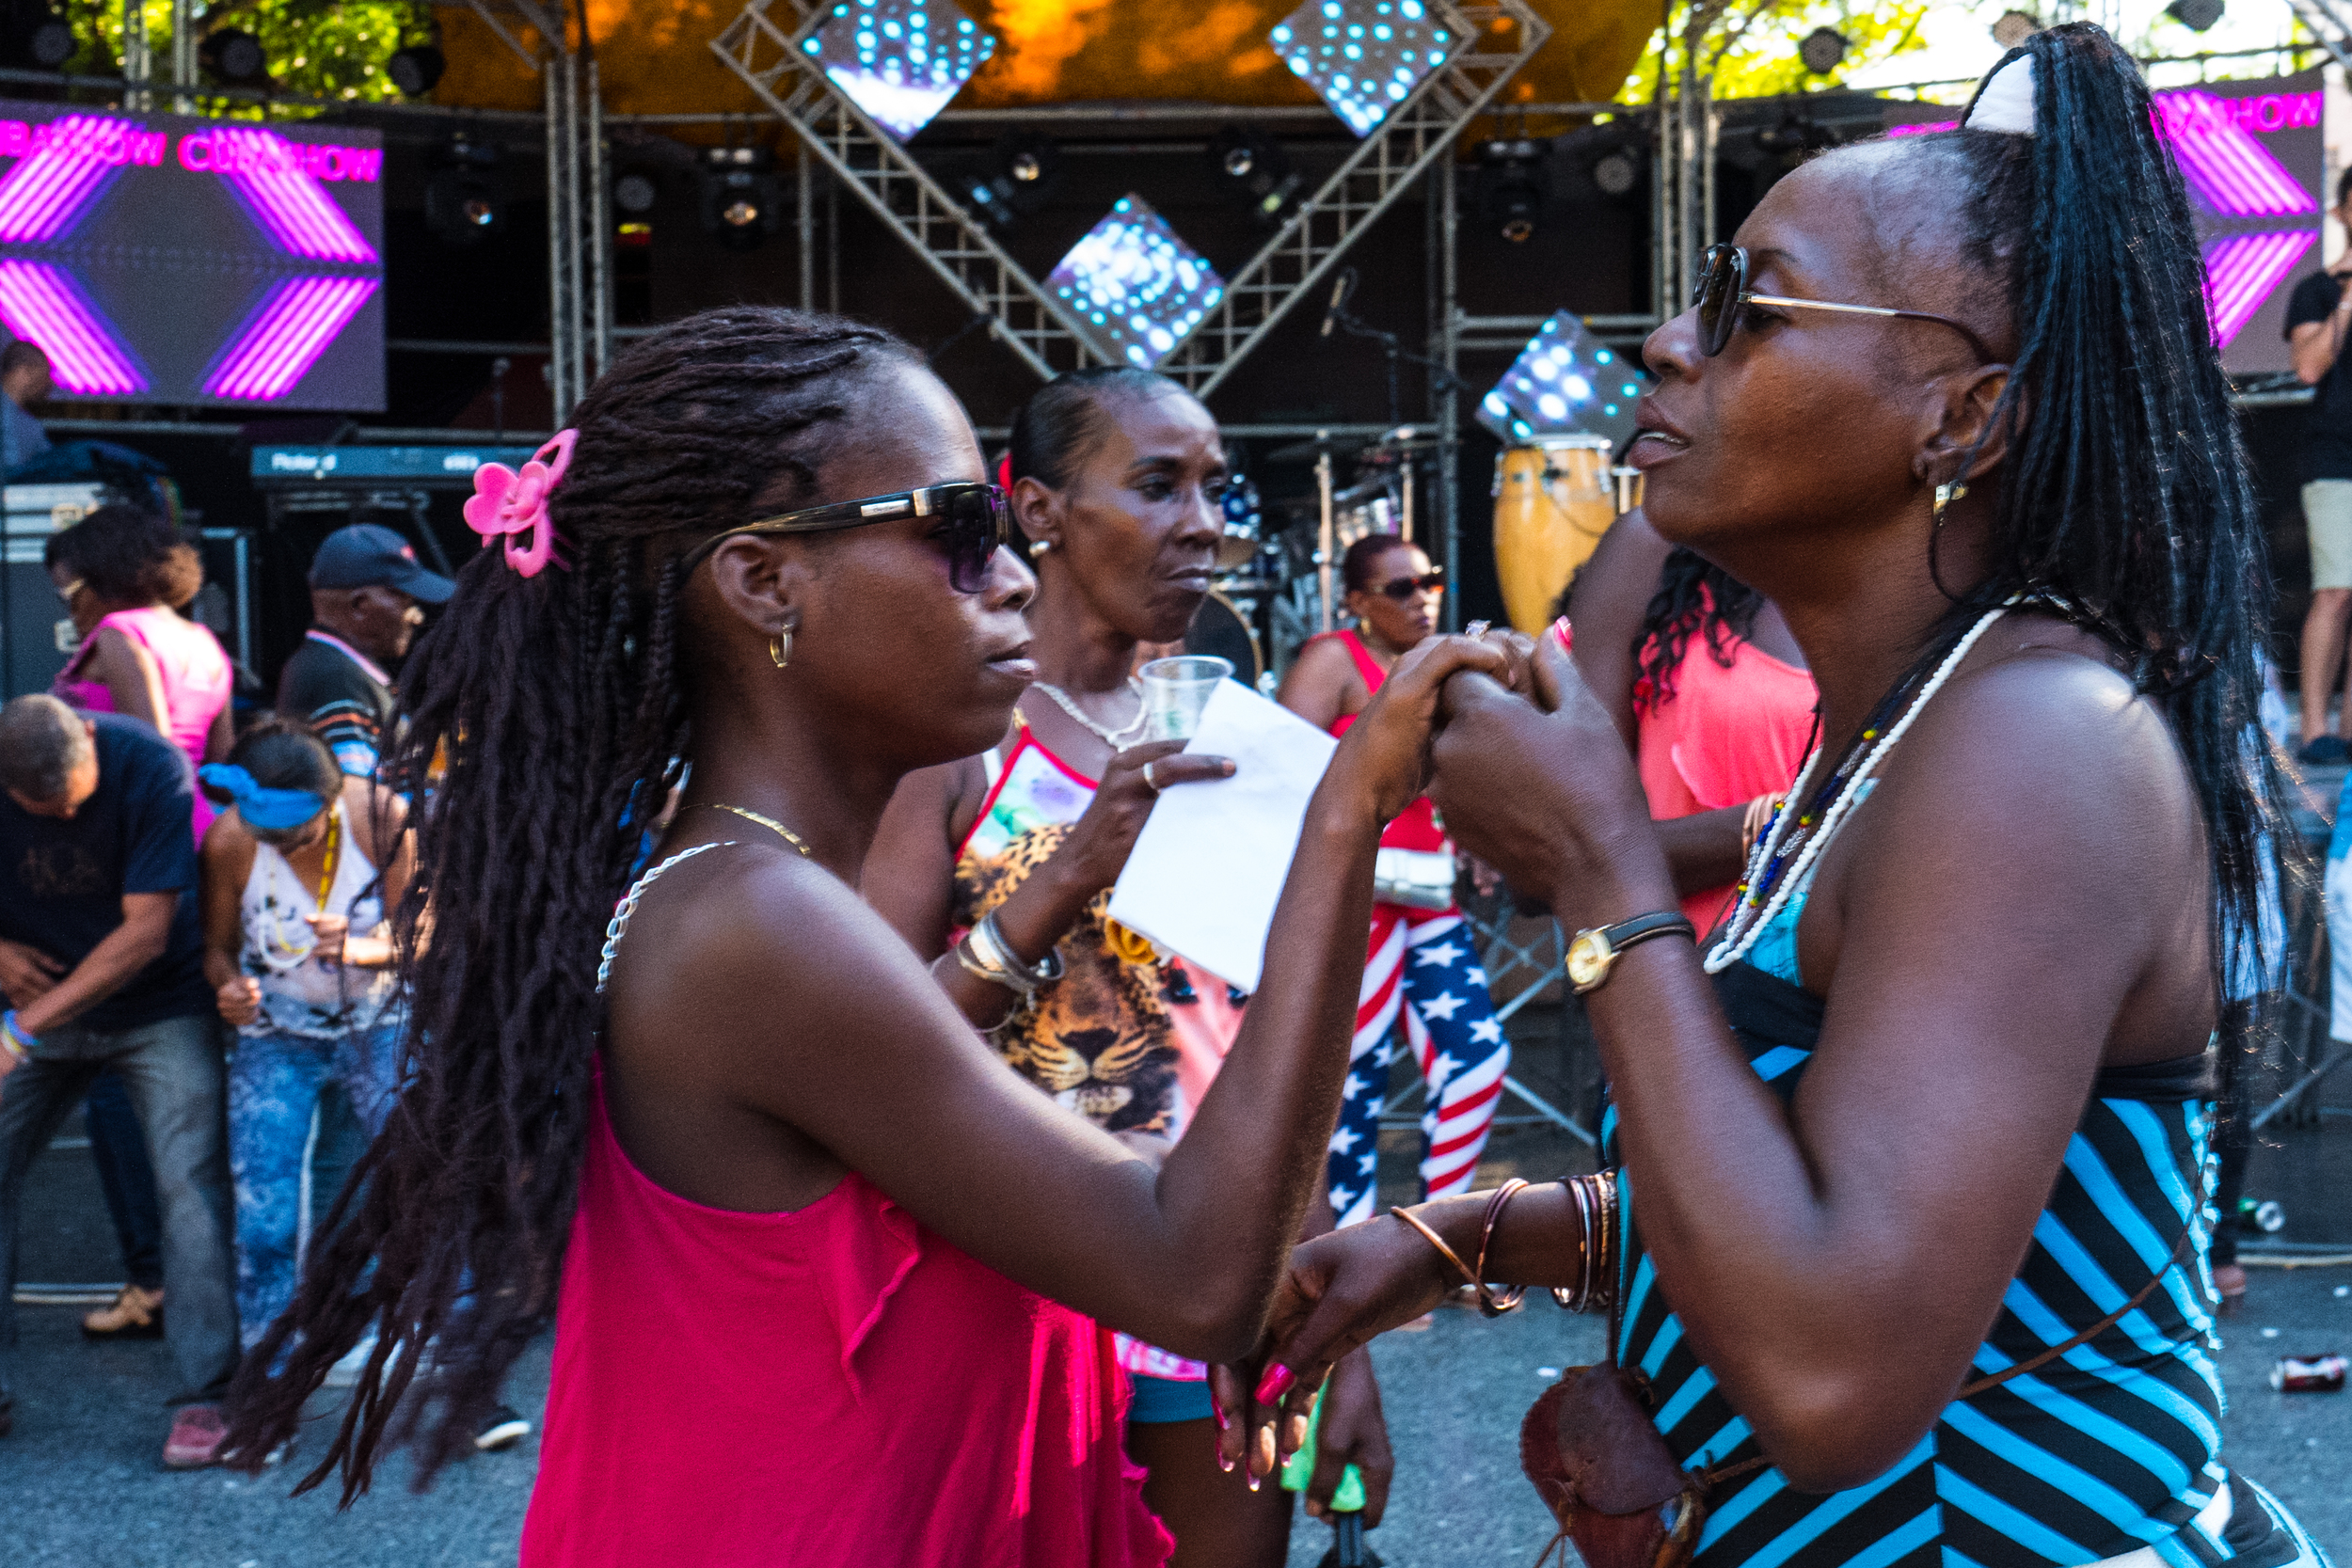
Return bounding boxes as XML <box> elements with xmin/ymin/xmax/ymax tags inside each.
<box><xmin>708</xmin><ymin>0</ymin><xmax>1549</xmax><ymax>394</ymax></box>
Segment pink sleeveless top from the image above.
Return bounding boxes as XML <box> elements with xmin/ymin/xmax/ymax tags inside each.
<box><xmin>1630</xmin><ymin>595</ymin><xmax>1816</xmax><ymax>932</ymax></box>
<box><xmin>521</xmin><ymin>1078</ymin><xmax>1171</xmax><ymax>1568</ymax></box>
<box><xmin>54</xmin><ymin>606</ymin><xmax>231</xmax><ymax>841</ymax></box>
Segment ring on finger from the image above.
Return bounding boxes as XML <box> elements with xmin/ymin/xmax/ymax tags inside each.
<box><xmin>1143</xmin><ymin>761</ymin><xmax>1163</xmax><ymax>791</ymax></box>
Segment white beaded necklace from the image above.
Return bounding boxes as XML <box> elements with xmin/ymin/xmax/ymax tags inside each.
<box><xmin>1704</xmin><ymin>600</ymin><xmax>2022</xmax><ymax>974</ymax></box>
<box><xmin>1031</xmin><ymin>678</ymin><xmax>1148</xmax><ymax>750</ymax></box>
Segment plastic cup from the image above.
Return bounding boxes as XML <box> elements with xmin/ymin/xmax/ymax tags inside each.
<box><xmin>1138</xmin><ymin>655</ymin><xmax>1232</xmax><ymax>741</ymax></box>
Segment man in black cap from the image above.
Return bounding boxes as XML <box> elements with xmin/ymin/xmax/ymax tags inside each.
<box><xmin>277</xmin><ymin>524</ymin><xmax>453</xmax><ymax>778</ymax></box>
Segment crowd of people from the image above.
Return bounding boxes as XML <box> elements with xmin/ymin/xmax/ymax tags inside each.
<box><xmin>0</xmin><ymin>21</ymin><xmax>2338</xmax><ymax>1568</ymax></box>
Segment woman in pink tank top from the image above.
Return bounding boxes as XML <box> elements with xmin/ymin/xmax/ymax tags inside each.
<box><xmin>221</xmin><ymin>310</ymin><xmax>1499</xmax><ymax>1567</ymax></box>
<box><xmin>1562</xmin><ymin>509</ymin><xmax>1816</xmax><ymax>932</ymax></box>
<box><xmin>46</xmin><ymin>506</ymin><xmax>232</xmax><ymax>840</ymax></box>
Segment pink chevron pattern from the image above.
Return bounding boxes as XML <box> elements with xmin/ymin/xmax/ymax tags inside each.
<box><xmin>0</xmin><ymin>260</ymin><xmax>143</xmax><ymax>394</ymax></box>
<box><xmin>202</xmin><ymin>276</ymin><xmax>376</xmax><ymax>401</ymax></box>
<box><xmin>2204</xmin><ymin>230</ymin><xmax>2317</xmax><ymax>347</ymax></box>
<box><xmin>0</xmin><ymin>116</ymin><xmax>150</xmax><ymax>244</ymax></box>
<box><xmin>206</xmin><ymin>128</ymin><xmax>376</xmax><ymax>263</ymax></box>
<box><xmin>2153</xmin><ymin>90</ymin><xmax>2318</xmax><ymax>217</ymax></box>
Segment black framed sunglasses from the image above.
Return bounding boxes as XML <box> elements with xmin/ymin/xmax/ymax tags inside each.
<box><xmin>678</xmin><ymin>482</ymin><xmax>1010</xmax><ymax>594</ymax></box>
<box><xmin>1693</xmin><ymin>244</ymin><xmax>1994</xmax><ymax>363</ymax></box>
<box><xmin>1374</xmin><ymin>570</ymin><xmax>1445</xmax><ymax>602</ymax></box>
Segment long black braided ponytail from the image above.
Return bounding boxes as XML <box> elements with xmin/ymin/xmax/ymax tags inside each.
<box><xmin>1893</xmin><ymin>23</ymin><xmax>2296</xmax><ymax>1019</ymax></box>
<box><xmin>223</xmin><ymin>308</ymin><xmax>920</xmax><ymax>1497</ymax></box>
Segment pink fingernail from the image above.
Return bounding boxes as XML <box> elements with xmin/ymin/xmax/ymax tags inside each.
<box><xmin>1211</xmin><ymin>1399</ymin><xmax>1229</xmax><ymax>1433</ymax></box>
<box><xmin>1216</xmin><ymin>1447</ymin><xmax>1235</xmax><ymax>1474</ymax></box>
<box><xmin>1254</xmin><ymin>1364</ymin><xmax>1295</xmax><ymax>1405</ymax></box>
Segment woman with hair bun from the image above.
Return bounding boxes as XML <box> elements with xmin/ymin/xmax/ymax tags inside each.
<box><xmin>866</xmin><ymin>366</ymin><xmax>1393</xmax><ymax>1564</ymax></box>
<box><xmin>46</xmin><ymin>504</ymin><xmax>231</xmax><ymax>840</ymax></box>
<box><xmin>220</xmin><ymin>309</ymin><xmax>1492</xmax><ymax>1566</ymax></box>
<box><xmin>1220</xmin><ymin>25</ymin><xmax>2332</xmax><ymax>1567</ymax></box>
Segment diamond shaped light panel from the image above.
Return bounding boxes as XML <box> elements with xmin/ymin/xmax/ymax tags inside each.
<box><xmin>1477</xmin><ymin>311</ymin><xmax>1645</xmax><ymax>448</ymax></box>
<box><xmin>1270</xmin><ymin>0</ymin><xmax>1455</xmax><ymax>138</ymax></box>
<box><xmin>799</xmin><ymin>0</ymin><xmax>994</xmax><ymax>142</ymax></box>
<box><xmin>1046</xmin><ymin>196</ymin><xmax>1225</xmax><ymax>369</ymax></box>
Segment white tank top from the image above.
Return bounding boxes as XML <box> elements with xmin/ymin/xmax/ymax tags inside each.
<box><xmin>236</xmin><ymin>800</ymin><xmax>401</xmax><ymax>1037</ymax></box>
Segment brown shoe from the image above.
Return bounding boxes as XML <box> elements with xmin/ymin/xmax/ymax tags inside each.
<box><xmin>82</xmin><ymin>1284</ymin><xmax>165</xmax><ymax>1340</ymax></box>
<box><xmin>2213</xmin><ymin>1262</ymin><xmax>2249</xmax><ymax>1304</ymax></box>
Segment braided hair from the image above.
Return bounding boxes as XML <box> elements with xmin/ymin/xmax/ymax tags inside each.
<box><xmin>1888</xmin><ymin>24</ymin><xmax>2293</xmax><ymax>1008</ymax></box>
<box><xmin>1631</xmin><ymin>547</ymin><xmax>1767</xmax><ymax>713</ymax></box>
<box><xmin>222</xmin><ymin>307</ymin><xmax>921</xmax><ymax>1497</ymax></box>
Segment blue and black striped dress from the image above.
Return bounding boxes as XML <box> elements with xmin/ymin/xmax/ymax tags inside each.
<box><xmin>1601</xmin><ymin>881</ymin><xmax>2328</xmax><ymax>1568</ymax></box>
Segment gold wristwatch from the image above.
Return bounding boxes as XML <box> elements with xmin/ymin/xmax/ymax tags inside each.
<box><xmin>1565</xmin><ymin>911</ymin><xmax>1697</xmax><ymax>995</ymax></box>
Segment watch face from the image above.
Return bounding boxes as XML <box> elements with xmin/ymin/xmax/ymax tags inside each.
<box><xmin>1566</xmin><ymin>931</ymin><xmax>1609</xmax><ymax>990</ymax></box>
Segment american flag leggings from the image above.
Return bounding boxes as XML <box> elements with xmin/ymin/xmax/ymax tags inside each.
<box><xmin>1325</xmin><ymin>905</ymin><xmax>1511</xmax><ymax>1228</ymax></box>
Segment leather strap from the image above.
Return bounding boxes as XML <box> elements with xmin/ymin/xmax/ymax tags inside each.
<box><xmin>1958</xmin><ymin>1225</ymin><xmax>2197</xmax><ymax>1399</ymax></box>
<box><xmin>1597</xmin><ymin>911</ymin><xmax>1697</xmax><ymax>952</ymax></box>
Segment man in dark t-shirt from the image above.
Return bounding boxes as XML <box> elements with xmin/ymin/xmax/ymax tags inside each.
<box><xmin>0</xmin><ymin>697</ymin><xmax>237</xmax><ymax>1465</ymax></box>
<box><xmin>2285</xmin><ymin>169</ymin><xmax>2352</xmax><ymax>763</ymax></box>
<box><xmin>276</xmin><ymin>524</ymin><xmax>453</xmax><ymax>777</ymax></box>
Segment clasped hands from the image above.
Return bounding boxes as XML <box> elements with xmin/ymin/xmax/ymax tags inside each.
<box><xmin>1215</xmin><ymin>626</ymin><xmax>1671</xmax><ymax>1489</ymax></box>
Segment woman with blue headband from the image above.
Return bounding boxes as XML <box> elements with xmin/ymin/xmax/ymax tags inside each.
<box><xmin>196</xmin><ymin>725</ymin><xmax>415</xmax><ymax>1369</ymax></box>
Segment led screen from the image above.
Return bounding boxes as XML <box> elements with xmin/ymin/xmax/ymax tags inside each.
<box><xmin>0</xmin><ymin>100</ymin><xmax>382</xmax><ymax>411</ymax></box>
<box><xmin>800</xmin><ymin>0</ymin><xmax>994</xmax><ymax>142</ymax></box>
<box><xmin>1270</xmin><ymin>0</ymin><xmax>1454</xmax><ymax>138</ymax></box>
<box><xmin>1045</xmin><ymin>196</ymin><xmax>1224</xmax><ymax>369</ymax></box>
<box><xmin>1477</xmin><ymin>310</ymin><xmax>1644</xmax><ymax>449</ymax></box>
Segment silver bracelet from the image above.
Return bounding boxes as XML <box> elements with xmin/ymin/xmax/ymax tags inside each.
<box><xmin>955</xmin><ymin>911</ymin><xmax>1065</xmax><ymax>997</ymax></box>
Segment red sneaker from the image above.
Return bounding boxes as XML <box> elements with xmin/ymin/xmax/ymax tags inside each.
<box><xmin>162</xmin><ymin>1403</ymin><xmax>228</xmax><ymax>1470</ymax></box>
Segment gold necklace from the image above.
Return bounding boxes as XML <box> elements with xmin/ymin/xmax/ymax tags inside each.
<box><xmin>693</xmin><ymin>802</ymin><xmax>814</xmax><ymax>859</ymax></box>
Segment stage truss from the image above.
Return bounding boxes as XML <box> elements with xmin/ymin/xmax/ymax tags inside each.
<box><xmin>709</xmin><ymin>0</ymin><xmax>1549</xmax><ymax>395</ymax></box>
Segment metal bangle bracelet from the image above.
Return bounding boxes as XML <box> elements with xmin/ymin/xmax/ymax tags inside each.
<box><xmin>961</xmin><ymin>911</ymin><xmax>1065</xmax><ymax>996</ymax></box>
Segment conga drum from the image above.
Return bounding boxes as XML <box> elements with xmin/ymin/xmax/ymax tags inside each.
<box><xmin>1491</xmin><ymin>436</ymin><xmax>1614</xmax><ymax>635</ymax></box>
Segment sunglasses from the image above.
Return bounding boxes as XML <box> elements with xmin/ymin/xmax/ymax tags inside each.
<box><xmin>1373</xmin><ymin>571</ymin><xmax>1445</xmax><ymax>602</ymax></box>
<box><xmin>678</xmin><ymin>482</ymin><xmax>1010</xmax><ymax>594</ymax></box>
<box><xmin>55</xmin><ymin>577</ymin><xmax>84</xmax><ymax>604</ymax></box>
<box><xmin>1693</xmin><ymin>244</ymin><xmax>1994</xmax><ymax>362</ymax></box>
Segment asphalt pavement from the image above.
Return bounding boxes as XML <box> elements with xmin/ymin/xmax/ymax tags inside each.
<box><xmin>6</xmin><ymin>999</ymin><xmax>2345</xmax><ymax>1567</ymax></box>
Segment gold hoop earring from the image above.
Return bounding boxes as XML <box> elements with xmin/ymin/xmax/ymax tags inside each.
<box><xmin>769</xmin><ymin>629</ymin><xmax>792</xmax><ymax>669</ymax></box>
<box><xmin>1932</xmin><ymin>480</ymin><xmax>1967</xmax><ymax>528</ymax></box>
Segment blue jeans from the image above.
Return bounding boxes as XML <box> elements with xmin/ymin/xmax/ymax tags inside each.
<box><xmin>227</xmin><ymin>1022</ymin><xmax>400</xmax><ymax>1352</ymax></box>
<box><xmin>86</xmin><ymin>1068</ymin><xmax>164</xmax><ymax>1291</ymax></box>
<box><xmin>0</xmin><ymin>1012</ymin><xmax>238</xmax><ymax>1402</ymax></box>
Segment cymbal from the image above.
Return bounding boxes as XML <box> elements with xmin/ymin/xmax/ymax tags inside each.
<box><xmin>1216</xmin><ymin>531</ymin><xmax>1261</xmax><ymax>568</ymax></box>
<box><xmin>1266</xmin><ymin>434</ymin><xmax>1369</xmax><ymax>462</ymax></box>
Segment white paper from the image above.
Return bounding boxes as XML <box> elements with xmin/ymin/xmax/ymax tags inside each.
<box><xmin>1106</xmin><ymin>679</ymin><xmax>1337</xmax><ymax>993</ymax></box>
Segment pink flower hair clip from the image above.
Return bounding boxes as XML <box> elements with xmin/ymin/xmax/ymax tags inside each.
<box><xmin>464</xmin><ymin>430</ymin><xmax>578</xmax><ymax>578</ymax></box>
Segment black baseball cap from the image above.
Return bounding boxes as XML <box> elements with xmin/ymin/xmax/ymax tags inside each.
<box><xmin>309</xmin><ymin>524</ymin><xmax>455</xmax><ymax>603</ymax></box>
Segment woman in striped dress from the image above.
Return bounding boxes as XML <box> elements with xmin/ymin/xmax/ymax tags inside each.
<box><xmin>1216</xmin><ymin>25</ymin><xmax>2329</xmax><ymax>1568</ymax></box>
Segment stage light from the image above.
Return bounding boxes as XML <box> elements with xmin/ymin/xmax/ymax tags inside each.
<box><xmin>0</xmin><ymin>2</ymin><xmax>72</xmax><ymax>71</ymax></box>
<box><xmin>1798</xmin><ymin>26</ymin><xmax>1848</xmax><ymax>74</ymax></box>
<box><xmin>387</xmin><ymin>43</ymin><xmax>446</xmax><ymax>97</ymax></box>
<box><xmin>1991</xmin><ymin>10</ymin><xmax>2040</xmax><ymax>48</ymax></box>
<box><xmin>199</xmin><ymin>28</ymin><xmax>267</xmax><ymax>86</ymax></box>
<box><xmin>1207</xmin><ymin>125</ymin><xmax>1302</xmax><ymax>227</ymax></box>
<box><xmin>1269</xmin><ymin>0</ymin><xmax>1456</xmax><ymax>138</ymax></box>
<box><xmin>1559</xmin><ymin>122</ymin><xmax>1643</xmax><ymax>203</ymax></box>
<box><xmin>964</xmin><ymin>132</ymin><xmax>1061</xmax><ymax>231</ymax></box>
<box><xmin>796</xmin><ymin>0</ymin><xmax>995</xmax><ymax>143</ymax></box>
<box><xmin>1476</xmin><ymin>310</ymin><xmax>1644</xmax><ymax>449</ymax></box>
<box><xmin>424</xmin><ymin>140</ymin><xmax>502</xmax><ymax>247</ymax></box>
<box><xmin>613</xmin><ymin>170</ymin><xmax>660</xmax><ymax>215</ymax></box>
<box><xmin>1045</xmin><ymin>195</ymin><xmax>1225</xmax><ymax>370</ymax></box>
<box><xmin>1475</xmin><ymin>137</ymin><xmax>1548</xmax><ymax>244</ymax></box>
<box><xmin>2167</xmin><ymin>0</ymin><xmax>2225</xmax><ymax>29</ymax></box>
<box><xmin>699</xmin><ymin>146</ymin><xmax>783</xmax><ymax>249</ymax></box>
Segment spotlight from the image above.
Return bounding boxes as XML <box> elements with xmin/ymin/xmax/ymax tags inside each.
<box><xmin>199</xmin><ymin>27</ymin><xmax>267</xmax><ymax>86</ymax></box>
<box><xmin>1798</xmin><ymin>26</ymin><xmax>1848</xmax><ymax>75</ymax></box>
<box><xmin>1475</xmin><ymin>137</ymin><xmax>1549</xmax><ymax>245</ymax></box>
<box><xmin>964</xmin><ymin>132</ymin><xmax>1062</xmax><ymax>231</ymax></box>
<box><xmin>1991</xmin><ymin>9</ymin><xmax>2040</xmax><ymax>48</ymax></box>
<box><xmin>1207</xmin><ymin>125</ymin><xmax>1303</xmax><ymax>228</ymax></box>
<box><xmin>0</xmin><ymin>1</ymin><xmax>72</xmax><ymax>70</ymax></box>
<box><xmin>424</xmin><ymin>140</ymin><xmax>503</xmax><ymax>247</ymax></box>
<box><xmin>2166</xmin><ymin>0</ymin><xmax>2224</xmax><ymax>30</ymax></box>
<box><xmin>1045</xmin><ymin>195</ymin><xmax>1225</xmax><ymax>369</ymax></box>
<box><xmin>387</xmin><ymin>43</ymin><xmax>446</xmax><ymax>97</ymax></box>
<box><xmin>613</xmin><ymin>170</ymin><xmax>660</xmax><ymax>215</ymax></box>
<box><xmin>699</xmin><ymin>146</ymin><xmax>781</xmax><ymax>250</ymax></box>
<box><xmin>1559</xmin><ymin>122</ymin><xmax>1644</xmax><ymax>204</ymax></box>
